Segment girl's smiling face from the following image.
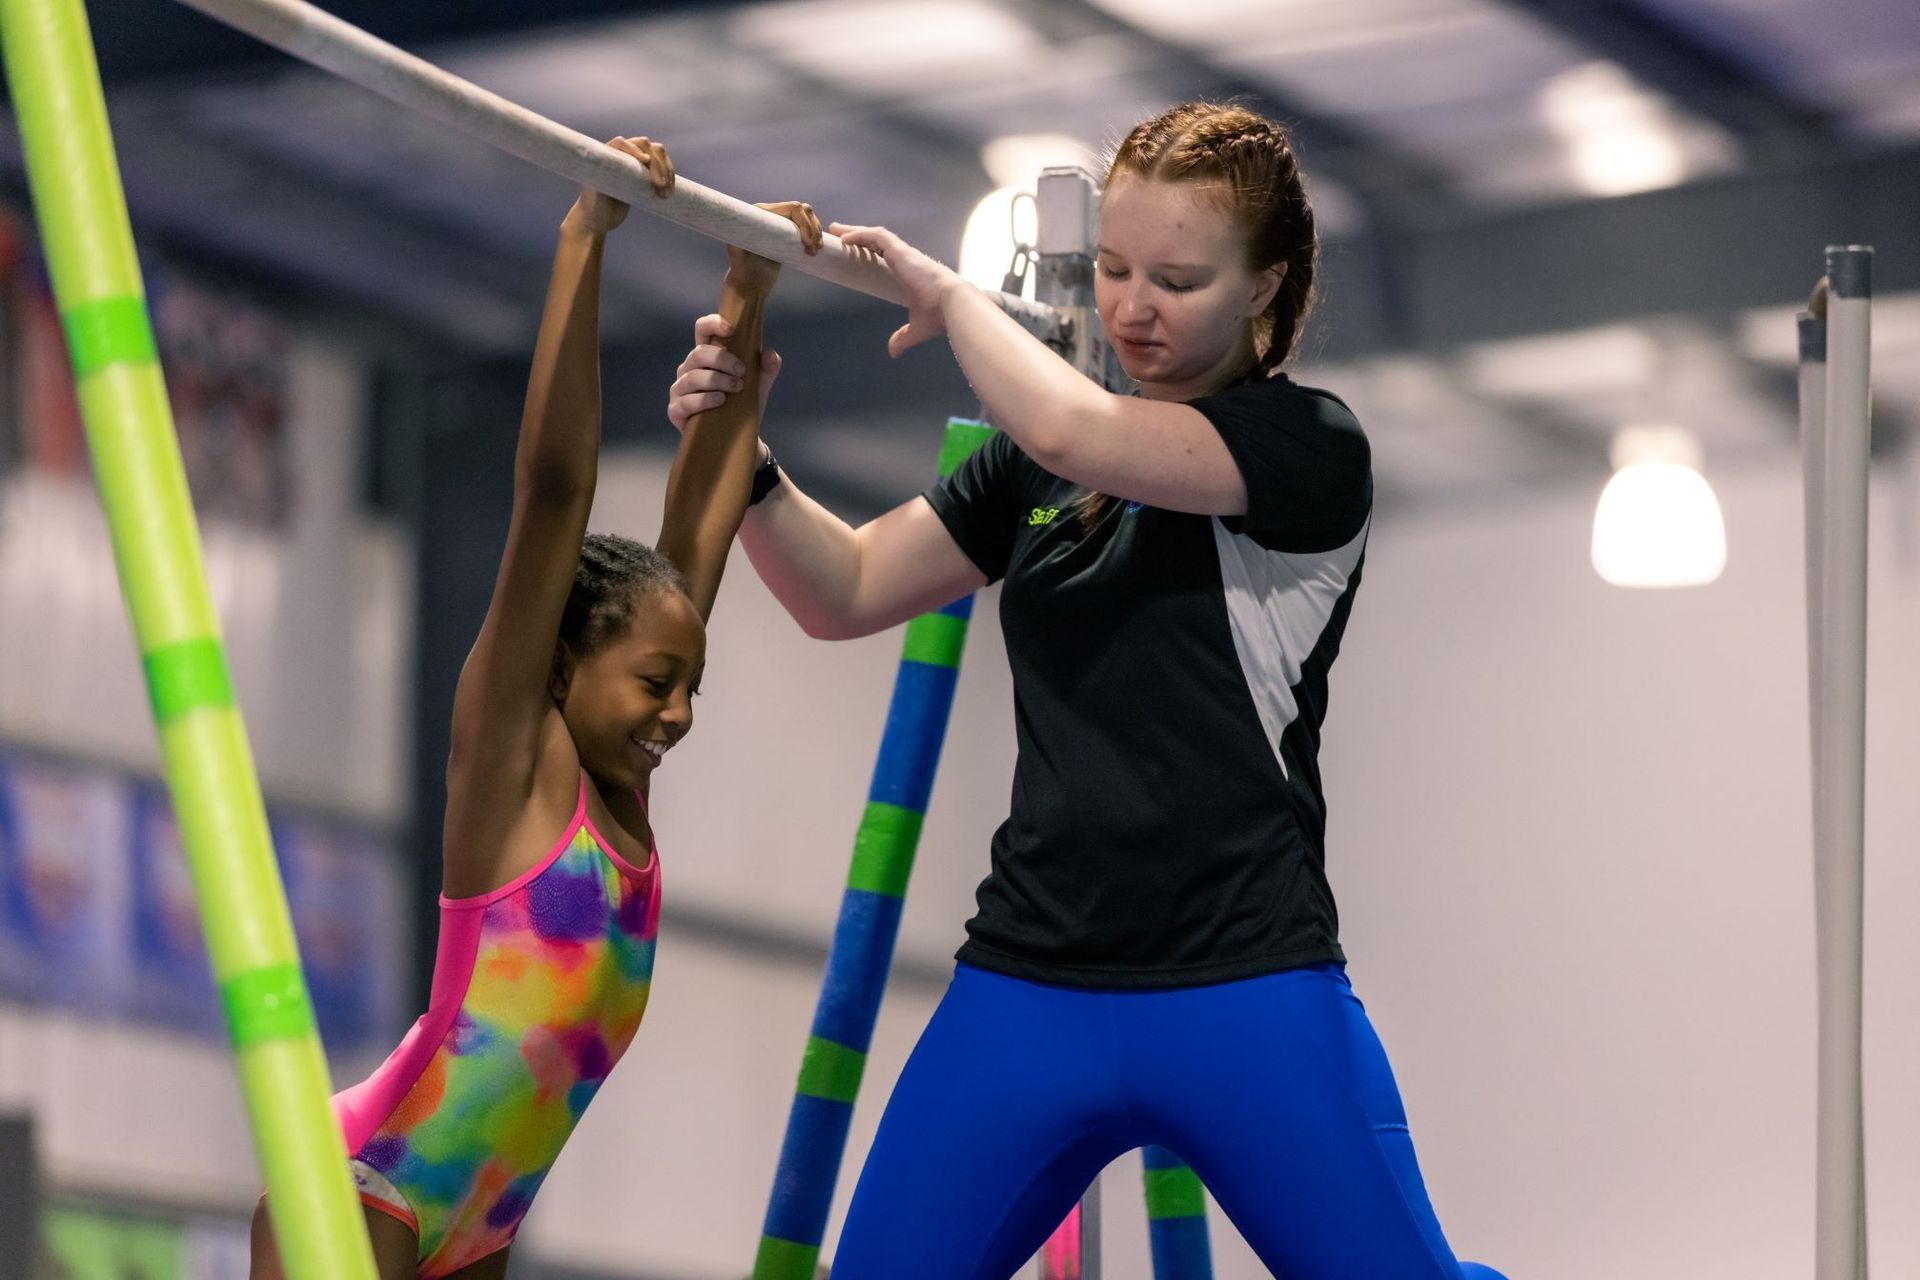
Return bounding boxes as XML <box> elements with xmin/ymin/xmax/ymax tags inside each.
<box><xmin>556</xmin><ymin>588</ymin><xmax>705</xmax><ymax>792</ymax></box>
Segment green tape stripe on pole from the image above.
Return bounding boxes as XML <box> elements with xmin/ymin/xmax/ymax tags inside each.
<box><xmin>1143</xmin><ymin>1164</ymin><xmax>1208</xmax><ymax>1220</ymax></box>
<box><xmin>222</xmin><ymin>963</ymin><xmax>319</xmax><ymax>1049</ymax></box>
<box><xmin>939</xmin><ymin>417</ymin><xmax>994</xmax><ymax>479</ymax></box>
<box><xmin>901</xmin><ymin>611</ymin><xmax>967</xmax><ymax>669</ymax></box>
<box><xmin>754</xmin><ymin>1236</ymin><xmax>820</xmax><ymax>1280</ymax></box>
<box><xmin>62</xmin><ymin>295</ymin><xmax>157</xmax><ymax>376</ymax></box>
<box><xmin>794</xmin><ymin>1035</ymin><xmax>868</xmax><ymax>1104</ymax></box>
<box><xmin>144</xmin><ymin>639</ymin><xmax>236</xmax><ymax>723</ymax></box>
<box><xmin>0</xmin><ymin>3</ymin><xmax>377</xmax><ymax>1277</ymax></box>
<box><xmin>846</xmin><ymin>801</ymin><xmax>924</xmax><ymax>897</ymax></box>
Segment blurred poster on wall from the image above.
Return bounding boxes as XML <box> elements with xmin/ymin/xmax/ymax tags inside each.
<box><xmin>0</xmin><ymin>750</ymin><xmax>132</xmax><ymax>1013</ymax></box>
<box><xmin>43</xmin><ymin>1208</ymin><xmax>180</xmax><ymax>1280</ymax></box>
<box><xmin>126</xmin><ymin>783</ymin><xmax>222</xmax><ymax>1036</ymax></box>
<box><xmin>10</xmin><ymin>242</ymin><xmax>87</xmax><ymax>477</ymax></box>
<box><xmin>0</xmin><ymin>199</ymin><xmax>293</xmax><ymax>526</ymax></box>
<box><xmin>0</xmin><ymin>736</ymin><xmax>405</xmax><ymax>1045</ymax></box>
<box><xmin>0</xmin><ymin>206</ymin><xmax>21</xmax><ymax>479</ymax></box>
<box><xmin>278</xmin><ymin>816</ymin><xmax>406</xmax><ymax>1052</ymax></box>
<box><xmin>153</xmin><ymin>278</ymin><xmax>292</xmax><ymax>529</ymax></box>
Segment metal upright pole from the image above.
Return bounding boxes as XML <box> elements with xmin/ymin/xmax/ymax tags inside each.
<box><xmin>1810</xmin><ymin>245</ymin><xmax>1872</xmax><ymax>1280</ymax></box>
<box><xmin>1030</xmin><ymin>164</ymin><xmax>1112</xmax><ymax>1280</ymax></box>
<box><xmin>1799</xmin><ymin>287</ymin><xmax>1828</xmax><ymax>767</ymax></box>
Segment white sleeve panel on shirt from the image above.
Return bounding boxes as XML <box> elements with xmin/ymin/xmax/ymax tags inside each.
<box><xmin>1210</xmin><ymin>514</ymin><xmax>1371</xmax><ymax>781</ymax></box>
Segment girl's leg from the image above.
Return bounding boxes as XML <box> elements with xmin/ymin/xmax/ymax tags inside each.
<box><xmin>828</xmin><ymin>965</ymin><xmax>1136</xmax><ymax>1280</ymax></box>
<box><xmin>1125</xmin><ymin>966</ymin><xmax>1502</xmax><ymax>1280</ymax></box>
<box><xmin>445</xmin><ymin>1245</ymin><xmax>513</xmax><ymax>1279</ymax></box>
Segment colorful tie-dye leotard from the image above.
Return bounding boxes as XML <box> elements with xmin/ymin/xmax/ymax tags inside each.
<box><xmin>330</xmin><ymin>777</ymin><xmax>660</xmax><ymax>1276</ymax></box>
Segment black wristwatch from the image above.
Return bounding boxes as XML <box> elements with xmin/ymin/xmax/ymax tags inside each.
<box><xmin>747</xmin><ymin>444</ymin><xmax>783</xmax><ymax>507</ymax></box>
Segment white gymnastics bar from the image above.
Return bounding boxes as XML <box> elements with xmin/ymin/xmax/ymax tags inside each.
<box><xmin>168</xmin><ymin>0</ymin><xmax>1063</xmax><ymax>340</ymax></box>
<box><xmin>1802</xmin><ymin>245</ymin><xmax>1872</xmax><ymax>1280</ymax></box>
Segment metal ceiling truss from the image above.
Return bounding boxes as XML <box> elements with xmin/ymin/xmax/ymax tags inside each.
<box><xmin>1321</xmin><ymin>142</ymin><xmax>1920</xmax><ymax>358</ymax></box>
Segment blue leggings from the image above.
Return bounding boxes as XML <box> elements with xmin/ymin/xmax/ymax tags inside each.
<box><xmin>832</xmin><ymin>963</ymin><xmax>1506</xmax><ymax>1280</ymax></box>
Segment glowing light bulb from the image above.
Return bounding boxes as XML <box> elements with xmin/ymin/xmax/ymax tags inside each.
<box><xmin>1590</xmin><ymin>426</ymin><xmax>1727</xmax><ymax>588</ymax></box>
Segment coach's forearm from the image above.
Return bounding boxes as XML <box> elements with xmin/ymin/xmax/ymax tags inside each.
<box><xmin>738</xmin><ymin>471</ymin><xmax>867</xmax><ymax>639</ymax></box>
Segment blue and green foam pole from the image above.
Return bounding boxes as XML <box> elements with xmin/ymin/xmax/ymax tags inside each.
<box><xmin>1141</xmin><ymin>1146</ymin><xmax>1213</xmax><ymax>1278</ymax></box>
<box><xmin>0</xmin><ymin>2</ymin><xmax>375</xmax><ymax>1276</ymax></box>
<box><xmin>753</xmin><ymin>417</ymin><xmax>993</xmax><ymax>1280</ymax></box>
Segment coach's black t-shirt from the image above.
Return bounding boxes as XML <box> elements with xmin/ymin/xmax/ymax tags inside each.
<box><xmin>923</xmin><ymin>372</ymin><xmax>1372</xmax><ymax>988</ymax></box>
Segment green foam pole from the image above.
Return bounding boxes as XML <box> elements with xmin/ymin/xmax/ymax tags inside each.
<box><xmin>0</xmin><ymin>3</ymin><xmax>376</xmax><ymax>1276</ymax></box>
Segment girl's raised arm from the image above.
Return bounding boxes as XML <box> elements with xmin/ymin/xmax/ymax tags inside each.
<box><xmin>448</xmin><ymin>136</ymin><xmax>673</xmax><ymax>785</ymax></box>
<box><xmin>655</xmin><ymin>202</ymin><xmax>821</xmax><ymax>621</ymax></box>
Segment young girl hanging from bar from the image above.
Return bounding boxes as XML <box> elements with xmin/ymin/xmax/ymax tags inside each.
<box><xmin>250</xmin><ymin>135</ymin><xmax>820</xmax><ymax>1280</ymax></box>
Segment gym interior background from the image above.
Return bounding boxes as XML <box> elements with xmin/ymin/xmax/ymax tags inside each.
<box><xmin>0</xmin><ymin>0</ymin><xmax>1916</xmax><ymax>1275</ymax></box>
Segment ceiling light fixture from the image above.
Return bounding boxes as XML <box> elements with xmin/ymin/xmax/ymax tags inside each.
<box><xmin>1591</xmin><ymin>424</ymin><xmax>1727</xmax><ymax>588</ymax></box>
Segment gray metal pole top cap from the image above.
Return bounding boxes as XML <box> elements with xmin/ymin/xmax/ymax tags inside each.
<box><xmin>1825</xmin><ymin>245</ymin><xmax>1873</xmax><ymax>298</ymax></box>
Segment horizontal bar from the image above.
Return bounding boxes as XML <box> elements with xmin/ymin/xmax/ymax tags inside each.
<box><xmin>169</xmin><ymin>0</ymin><xmax>1062</xmax><ymax>338</ymax></box>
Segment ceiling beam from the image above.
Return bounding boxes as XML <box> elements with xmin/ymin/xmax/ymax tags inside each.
<box><xmin>1318</xmin><ymin>142</ymin><xmax>1920</xmax><ymax>359</ymax></box>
